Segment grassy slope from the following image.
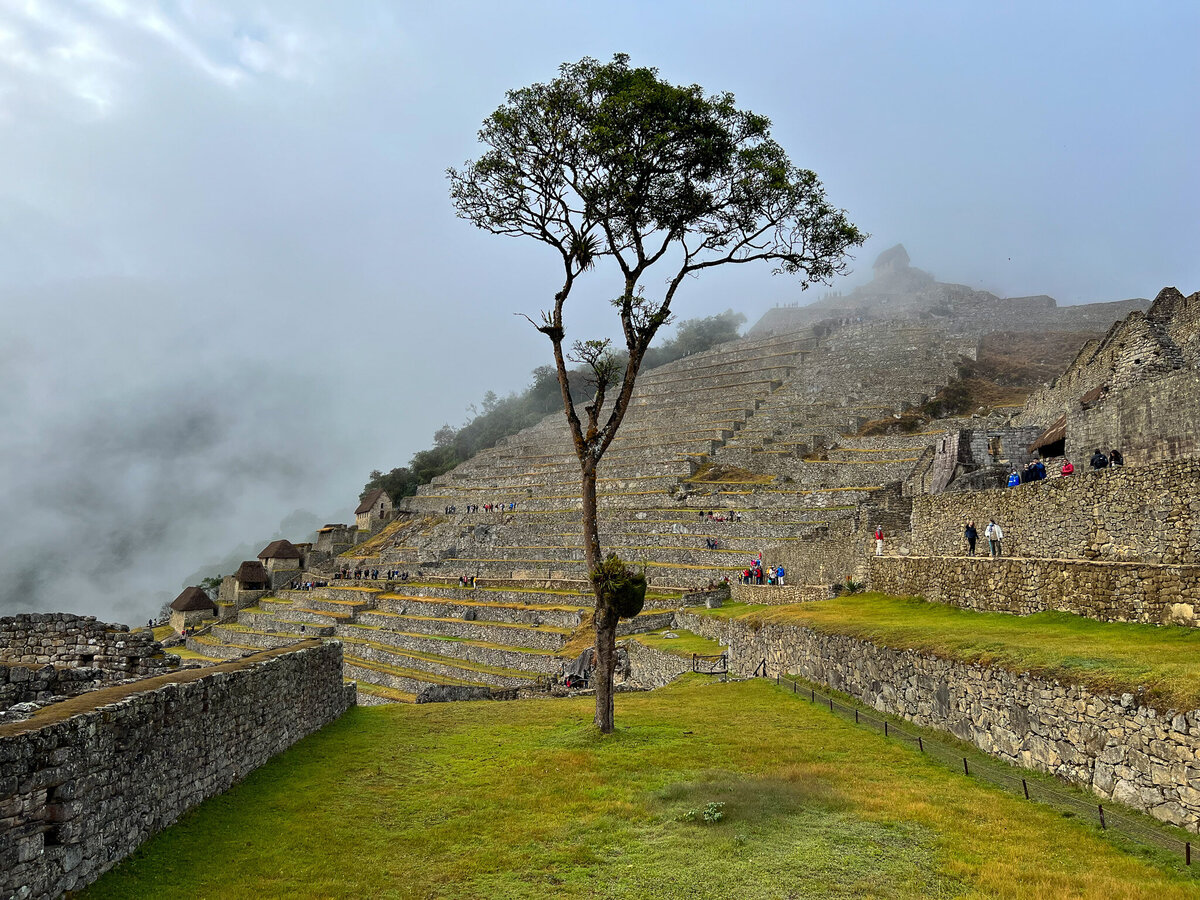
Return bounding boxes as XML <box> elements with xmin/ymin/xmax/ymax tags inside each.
<box><xmin>699</xmin><ymin>594</ymin><xmax>1200</xmax><ymax>710</ymax></box>
<box><xmin>84</xmin><ymin>678</ymin><xmax>1197</xmax><ymax>900</ymax></box>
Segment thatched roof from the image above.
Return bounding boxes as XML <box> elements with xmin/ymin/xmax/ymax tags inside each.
<box><xmin>1028</xmin><ymin>414</ymin><xmax>1067</xmax><ymax>453</ymax></box>
<box><xmin>356</xmin><ymin>489</ymin><xmax>386</xmax><ymax>515</ymax></box>
<box><xmin>171</xmin><ymin>586</ymin><xmax>215</xmax><ymax>612</ymax></box>
<box><xmin>258</xmin><ymin>539</ymin><xmax>301</xmax><ymax>560</ymax></box>
<box><xmin>234</xmin><ymin>560</ymin><xmax>269</xmax><ymax>585</ymax></box>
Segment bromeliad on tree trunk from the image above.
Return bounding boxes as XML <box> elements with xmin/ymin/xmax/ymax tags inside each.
<box><xmin>448</xmin><ymin>53</ymin><xmax>865</xmax><ymax>732</ymax></box>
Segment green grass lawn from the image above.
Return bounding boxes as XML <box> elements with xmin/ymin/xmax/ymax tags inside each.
<box><xmin>634</xmin><ymin>628</ymin><xmax>726</xmax><ymax>658</ymax></box>
<box><xmin>696</xmin><ymin>594</ymin><xmax>1200</xmax><ymax>710</ymax></box>
<box><xmin>84</xmin><ymin>677</ymin><xmax>1197</xmax><ymax>899</ymax></box>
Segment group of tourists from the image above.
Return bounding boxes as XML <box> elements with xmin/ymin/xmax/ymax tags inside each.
<box><xmin>1089</xmin><ymin>448</ymin><xmax>1124</xmax><ymax>470</ymax></box>
<box><xmin>458</xmin><ymin>574</ymin><xmax>478</xmax><ymax>588</ymax></box>
<box><xmin>704</xmin><ymin>537</ymin><xmax>722</xmax><ymax>549</ymax></box>
<box><xmin>1007</xmin><ymin>448</ymin><xmax>1124</xmax><ymax>487</ymax></box>
<box><xmin>739</xmin><ymin>552</ymin><xmax>784</xmax><ymax>585</ymax></box>
<box><xmin>333</xmin><ymin>568</ymin><xmax>410</xmax><ymax>581</ymax></box>
<box><xmin>288</xmin><ymin>579</ymin><xmax>329</xmax><ymax>591</ymax></box>
<box><xmin>697</xmin><ymin>510</ymin><xmax>742</xmax><ymax>522</ymax></box>
<box><xmin>963</xmin><ymin>520</ymin><xmax>1004</xmax><ymax>557</ymax></box>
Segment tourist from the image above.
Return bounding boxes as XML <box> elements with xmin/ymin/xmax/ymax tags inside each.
<box><xmin>1090</xmin><ymin>448</ymin><xmax>1109</xmax><ymax>471</ymax></box>
<box><xmin>1033</xmin><ymin>459</ymin><xmax>1047</xmax><ymax>480</ymax></box>
<box><xmin>1110</xmin><ymin>448</ymin><xmax>1124</xmax><ymax>467</ymax></box>
<box><xmin>985</xmin><ymin>519</ymin><xmax>1004</xmax><ymax>557</ymax></box>
<box><xmin>964</xmin><ymin>521</ymin><xmax>978</xmax><ymax>556</ymax></box>
<box><xmin>776</xmin><ymin>564</ymin><xmax>785</xmax><ymax>586</ymax></box>
<box><xmin>1060</xmin><ymin>459</ymin><xmax>1075</xmax><ymax>476</ymax></box>
<box><xmin>874</xmin><ymin>525</ymin><xmax>884</xmax><ymax>556</ymax></box>
<box><xmin>1006</xmin><ymin>468</ymin><xmax>1021</xmax><ymax>487</ymax></box>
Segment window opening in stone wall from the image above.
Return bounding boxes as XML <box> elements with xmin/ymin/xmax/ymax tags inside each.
<box><xmin>78</xmin><ymin>653</ymin><xmax>94</xmax><ymax>665</ymax></box>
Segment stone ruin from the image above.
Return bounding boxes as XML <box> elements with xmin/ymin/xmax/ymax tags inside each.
<box><xmin>0</xmin><ymin>612</ymin><xmax>180</xmax><ymax>718</ymax></box>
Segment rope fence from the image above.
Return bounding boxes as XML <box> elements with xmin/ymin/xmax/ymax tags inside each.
<box><xmin>764</xmin><ymin>668</ymin><xmax>1195</xmax><ymax>872</ymax></box>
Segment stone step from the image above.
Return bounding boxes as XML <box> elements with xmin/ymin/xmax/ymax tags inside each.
<box><xmin>354</xmin><ymin>609</ymin><xmax>568</xmax><ymax>651</ymax></box>
<box><xmin>185</xmin><ymin>634</ymin><xmax>257</xmax><ymax>660</ymax></box>
<box><xmin>354</xmin><ymin>682</ymin><xmax>417</xmax><ymax>705</ymax></box>
<box><xmin>208</xmin><ymin>625</ymin><xmax>299</xmax><ymax>651</ymax></box>
<box><xmin>284</xmin><ymin>607</ymin><xmax>356</xmax><ymax>627</ymax></box>
<box><xmin>236</xmin><ymin>609</ymin><xmax>336</xmax><ymax>637</ymax></box>
<box><xmin>336</xmin><ymin>623</ymin><xmax>556</xmax><ymax>673</ymax></box>
<box><xmin>340</xmin><ymin>639</ymin><xmax>544</xmax><ymax>688</ymax></box>
<box><xmin>374</xmin><ymin>593</ymin><xmax>586</xmax><ymax>629</ymax></box>
<box><xmin>343</xmin><ymin>657</ymin><xmax>488</xmax><ymax>696</ymax></box>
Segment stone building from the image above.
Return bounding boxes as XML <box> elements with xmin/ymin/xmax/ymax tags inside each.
<box><xmin>356</xmin><ymin>489</ymin><xmax>394</xmax><ymax>532</ymax></box>
<box><xmin>1021</xmin><ymin>286</ymin><xmax>1200</xmax><ymax>466</ymax></box>
<box><xmin>258</xmin><ymin>539</ymin><xmax>303</xmax><ymax>574</ymax></box>
<box><xmin>169</xmin><ymin>586</ymin><xmax>216</xmax><ymax>632</ymax></box>
<box><xmin>217</xmin><ymin>560</ymin><xmax>271</xmax><ymax>615</ymax></box>
<box><xmin>315</xmin><ymin>524</ymin><xmax>356</xmax><ymax>554</ymax></box>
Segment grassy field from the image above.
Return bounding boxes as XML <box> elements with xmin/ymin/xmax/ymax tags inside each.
<box><xmin>697</xmin><ymin>594</ymin><xmax>1200</xmax><ymax>710</ymax></box>
<box><xmin>84</xmin><ymin>677</ymin><xmax>1198</xmax><ymax>899</ymax></box>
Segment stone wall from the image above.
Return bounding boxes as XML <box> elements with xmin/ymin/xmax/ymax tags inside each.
<box><xmin>1019</xmin><ymin>287</ymin><xmax>1200</xmax><ymax>435</ymax></box>
<box><xmin>0</xmin><ymin>614</ymin><xmax>177</xmax><ymax>682</ymax></box>
<box><xmin>0</xmin><ymin>640</ymin><xmax>353</xmax><ymax>899</ymax></box>
<box><xmin>624</xmin><ymin>640</ymin><xmax>692</xmax><ymax>689</ymax></box>
<box><xmin>0</xmin><ymin>664</ymin><xmax>106</xmax><ymax>716</ymax></box>
<box><xmin>676</xmin><ymin>610</ymin><xmax>1200</xmax><ymax>830</ymax></box>
<box><xmin>772</xmin><ymin>528</ymin><xmax>873</xmax><ymax>586</ymax></box>
<box><xmin>870</xmin><ymin>555</ymin><xmax>1200</xmax><ymax>626</ymax></box>
<box><xmin>908</xmin><ymin>457</ymin><xmax>1200</xmax><ymax>564</ymax></box>
<box><xmin>729</xmin><ymin>583</ymin><xmax>832</xmax><ymax>605</ymax></box>
<box><xmin>1067</xmin><ymin>370</ymin><xmax>1200</xmax><ymax>466</ymax></box>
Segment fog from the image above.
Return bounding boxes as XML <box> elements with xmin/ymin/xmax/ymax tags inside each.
<box><xmin>1</xmin><ymin>1</ymin><xmax>1196</xmax><ymax>623</ymax></box>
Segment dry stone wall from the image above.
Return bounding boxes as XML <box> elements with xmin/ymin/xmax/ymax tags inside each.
<box><xmin>0</xmin><ymin>614</ymin><xmax>177</xmax><ymax>683</ymax></box>
<box><xmin>1068</xmin><ymin>370</ymin><xmax>1200</xmax><ymax>466</ymax></box>
<box><xmin>870</xmin><ymin>556</ymin><xmax>1200</xmax><ymax>626</ymax></box>
<box><xmin>677</xmin><ymin>610</ymin><xmax>1200</xmax><ymax>830</ymax></box>
<box><xmin>909</xmin><ymin>458</ymin><xmax>1200</xmax><ymax>564</ymax></box>
<box><xmin>0</xmin><ymin>665</ymin><xmax>106</xmax><ymax>715</ymax></box>
<box><xmin>0</xmin><ymin>640</ymin><xmax>353</xmax><ymax>900</ymax></box>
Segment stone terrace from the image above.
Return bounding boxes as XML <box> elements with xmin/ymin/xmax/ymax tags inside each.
<box><xmin>193</xmin><ymin>319</ymin><xmax>978</xmax><ymax>702</ymax></box>
<box><xmin>871</xmin><ymin>455</ymin><xmax>1200</xmax><ymax>627</ymax></box>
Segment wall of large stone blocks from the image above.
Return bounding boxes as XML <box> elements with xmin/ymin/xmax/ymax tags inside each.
<box><xmin>677</xmin><ymin>610</ymin><xmax>1200</xmax><ymax>830</ymax></box>
<box><xmin>1067</xmin><ymin>370</ymin><xmax>1200</xmax><ymax>467</ymax></box>
<box><xmin>0</xmin><ymin>640</ymin><xmax>354</xmax><ymax>899</ymax></box>
<box><xmin>0</xmin><ymin>614</ymin><xmax>177</xmax><ymax>683</ymax></box>
<box><xmin>908</xmin><ymin>458</ymin><xmax>1200</xmax><ymax>564</ymax></box>
<box><xmin>870</xmin><ymin>555</ymin><xmax>1200</xmax><ymax>627</ymax></box>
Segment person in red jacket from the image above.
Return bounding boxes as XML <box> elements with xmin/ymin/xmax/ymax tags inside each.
<box><xmin>874</xmin><ymin>526</ymin><xmax>884</xmax><ymax>556</ymax></box>
<box><xmin>1060</xmin><ymin>459</ymin><xmax>1075</xmax><ymax>476</ymax></box>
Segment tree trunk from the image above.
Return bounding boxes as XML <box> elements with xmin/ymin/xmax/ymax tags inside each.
<box><xmin>579</xmin><ymin>459</ymin><xmax>616</xmax><ymax>733</ymax></box>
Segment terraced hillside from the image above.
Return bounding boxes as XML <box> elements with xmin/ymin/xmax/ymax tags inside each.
<box><xmin>190</xmin><ymin>316</ymin><xmax>969</xmax><ymax>702</ymax></box>
<box><xmin>367</xmin><ymin>319</ymin><xmax>967</xmax><ymax>584</ymax></box>
<box><xmin>193</xmin><ymin>290</ymin><xmax>1134</xmax><ymax>703</ymax></box>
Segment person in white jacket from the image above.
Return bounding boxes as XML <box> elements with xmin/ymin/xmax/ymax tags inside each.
<box><xmin>985</xmin><ymin>519</ymin><xmax>1004</xmax><ymax>557</ymax></box>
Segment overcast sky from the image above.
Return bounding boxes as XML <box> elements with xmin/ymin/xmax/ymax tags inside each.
<box><xmin>1</xmin><ymin>1</ymin><xmax>1196</xmax><ymax>623</ymax></box>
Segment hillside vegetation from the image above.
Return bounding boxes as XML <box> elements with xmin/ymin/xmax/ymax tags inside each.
<box><xmin>84</xmin><ymin>678</ymin><xmax>1198</xmax><ymax>899</ymax></box>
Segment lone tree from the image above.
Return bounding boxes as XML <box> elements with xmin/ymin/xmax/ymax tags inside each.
<box><xmin>449</xmin><ymin>54</ymin><xmax>864</xmax><ymax>733</ymax></box>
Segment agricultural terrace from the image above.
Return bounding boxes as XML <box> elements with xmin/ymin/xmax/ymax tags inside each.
<box><xmin>697</xmin><ymin>594</ymin><xmax>1200</xmax><ymax>711</ymax></box>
